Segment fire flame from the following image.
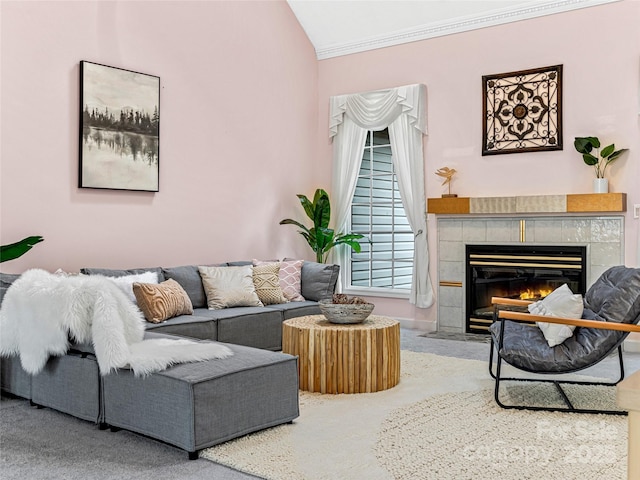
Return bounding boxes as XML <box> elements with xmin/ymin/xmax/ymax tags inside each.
<box><xmin>519</xmin><ymin>287</ymin><xmax>553</xmax><ymax>300</ymax></box>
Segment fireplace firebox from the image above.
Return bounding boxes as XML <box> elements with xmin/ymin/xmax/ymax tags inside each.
<box><xmin>465</xmin><ymin>244</ymin><xmax>587</xmax><ymax>334</ymax></box>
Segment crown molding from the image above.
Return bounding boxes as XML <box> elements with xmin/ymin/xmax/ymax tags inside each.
<box><xmin>315</xmin><ymin>0</ymin><xmax>620</xmax><ymax>60</ymax></box>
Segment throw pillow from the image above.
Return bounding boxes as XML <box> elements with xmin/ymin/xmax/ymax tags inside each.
<box><xmin>299</xmin><ymin>260</ymin><xmax>340</xmax><ymax>301</ymax></box>
<box><xmin>107</xmin><ymin>271</ymin><xmax>159</xmax><ymax>303</ymax></box>
<box><xmin>528</xmin><ymin>284</ymin><xmax>584</xmax><ymax>347</ymax></box>
<box><xmin>252</xmin><ymin>263</ymin><xmax>288</xmax><ymax>305</ymax></box>
<box><xmin>255</xmin><ymin>259</ymin><xmax>304</xmax><ymax>302</ymax></box>
<box><xmin>133</xmin><ymin>279</ymin><xmax>194</xmax><ymax>323</ymax></box>
<box><xmin>198</xmin><ymin>265</ymin><xmax>263</xmax><ymax>310</ymax></box>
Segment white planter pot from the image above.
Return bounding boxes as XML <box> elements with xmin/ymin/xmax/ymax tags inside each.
<box><xmin>593</xmin><ymin>178</ymin><xmax>609</xmax><ymax>193</ymax></box>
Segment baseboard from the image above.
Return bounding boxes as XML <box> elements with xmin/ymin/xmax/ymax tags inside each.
<box><xmin>623</xmin><ymin>338</ymin><xmax>640</xmax><ymax>353</ymax></box>
<box><xmin>392</xmin><ymin>317</ymin><xmax>436</xmax><ymax>332</ymax></box>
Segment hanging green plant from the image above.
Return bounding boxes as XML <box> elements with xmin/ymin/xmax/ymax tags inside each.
<box><xmin>0</xmin><ymin>236</ymin><xmax>44</xmax><ymax>263</ymax></box>
<box><xmin>280</xmin><ymin>189</ymin><xmax>365</xmax><ymax>263</ymax></box>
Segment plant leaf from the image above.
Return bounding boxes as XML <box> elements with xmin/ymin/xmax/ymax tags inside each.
<box><xmin>573</xmin><ymin>137</ymin><xmax>593</xmax><ymax>154</ymax></box>
<box><xmin>306</xmin><ymin>227</ymin><xmax>317</xmax><ymax>248</ymax></box>
<box><xmin>298</xmin><ymin>230</ymin><xmax>312</xmax><ymax>246</ymax></box>
<box><xmin>606</xmin><ymin>148</ymin><xmax>628</xmax><ymax>162</ymax></box>
<box><xmin>313</xmin><ymin>190</ymin><xmax>331</xmax><ymax>230</ymax></box>
<box><xmin>313</xmin><ymin>188</ymin><xmax>328</xmax><ymax>207</ymax></box>
<box><xmin>600</xmin><ymin>144</ymin><xmax>615</xmax><ymax>158</ymax></box>
<box><xmin>279</xmin><ymin>219</ymin><xmax>310</xmax><ymax>233</ymax></box>
<box><xmin>316</xmin><ymin>227</ymin><xmax>334</xmax><ymax>252</ymax></box>
<box><xmin>331</xmin><ymin>238</ymin><xmax>363</xmax><ymax>253</ymax></box>
<box><xmin>296</xmin><ymin>194</ymin><xmax>315</xmax><ymax>221</ymax></box>
<box><xmin>582</xmin><ymin>153</ymin><xmax>598</xmax><ymax>166</ymax></box>
<box><xmin>0</xmin><ymin>236</ymin><xmax>44</xmax><ymax>263</ymax></box>
<box><xmin>335</xmin><ymin>233</ymin><xmax>366</xmax><ymax>242</ymax></box>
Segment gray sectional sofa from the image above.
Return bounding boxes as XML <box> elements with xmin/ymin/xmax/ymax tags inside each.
<box><xmin>80</xmin><ymin>260</ymin><xmax>339</xmax><ymax>350</ymax></box>
<box><xmin>0</xmin><ymin>260</ymin><xmax>339</xmax><ymax>459</ymax></box>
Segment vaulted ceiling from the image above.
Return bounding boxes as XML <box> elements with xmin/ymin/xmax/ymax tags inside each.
<box><xmin>287</xmin><ymin>0</ymin><xmax>618</xmax><ymax>59</ymax></box>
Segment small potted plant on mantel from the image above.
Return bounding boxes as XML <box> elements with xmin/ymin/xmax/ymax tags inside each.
<box><xmin>574</xmin><ymin>136</ymin><xmax>628</xmax><ymax>193</ymax></box>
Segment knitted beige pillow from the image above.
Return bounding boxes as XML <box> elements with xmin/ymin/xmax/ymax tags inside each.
<box><xmin>133</xmin><ymin>279</ymin><xmax>193</xmax><ymax>323</ymax></box>
<box><xmin>254</xmin><ymin>259</ymin><xmax>305</xmax><ymax>302</ymax></box>
<box><xmin>252</xmin><ymin>263</ymin><xmax>288</xmax><ymax>305</ymax></box>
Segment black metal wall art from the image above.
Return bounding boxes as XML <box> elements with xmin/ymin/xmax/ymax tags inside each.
<box><xmin>79</xmin><ymin>61</ymin><xmax>160</xmax><ymax>191</ymax></box>
<box><xmin>482</xmin><ymin>65</ymin><xmax>562</xmax><ymax>155</ymax></box>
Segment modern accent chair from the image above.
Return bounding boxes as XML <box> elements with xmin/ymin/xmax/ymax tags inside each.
<box><xmin>489</xmin><ymin>265</ymin><xmax>640</xmax><ymax>415</ymax></box>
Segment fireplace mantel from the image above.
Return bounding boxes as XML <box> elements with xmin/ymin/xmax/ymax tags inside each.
<box><xmin>427</xmin><ymin>193</ymin><xmax>626</xmax><ymax>215</ymax></box>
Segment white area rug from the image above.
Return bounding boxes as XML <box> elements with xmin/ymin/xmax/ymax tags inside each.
<box><xmin>200</xmin><ymin>351</ymin><xmax>627</xmax><ymax>480</ymax></box>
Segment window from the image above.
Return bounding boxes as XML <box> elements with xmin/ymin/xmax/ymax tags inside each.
<box><xmin>347</xmin><ymin>128</ymin><xmax>414</xmax><ymax>294</ymax></box>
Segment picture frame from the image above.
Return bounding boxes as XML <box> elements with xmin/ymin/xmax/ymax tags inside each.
<box><xmin>79</xmin><ymin>61</ymin><xmax>160</xmax><ymax>191</ymax></box>
<box><xmin>482</xmin><ymin>65</ymin><xmax>562</xmax><ymax>156</ymax></box>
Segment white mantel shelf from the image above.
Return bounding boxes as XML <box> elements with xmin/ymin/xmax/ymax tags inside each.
<box><xmin>427</xmin><ymin>193</ymin><xmax>626</xmax><ymax>215</ymax></box>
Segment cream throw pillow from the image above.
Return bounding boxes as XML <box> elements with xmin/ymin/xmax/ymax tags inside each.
<box><xmin>133</xmin><ymin>279</ymin><xmax>193</xmax><ymax>323</ymax></box>
<box><xmin>198</xmin><ymin>265</ymin><xmax>263</xmax><ymax>310</ymax></box>
<box><xmin>529</xmin><ymin>284</ymin><xmax>584</xmax><ymax>347</ymax></box>
<box><xmin>252</xmin><ymin>263</ymin><xmax>288</xmax><ymax>305</ymax></box>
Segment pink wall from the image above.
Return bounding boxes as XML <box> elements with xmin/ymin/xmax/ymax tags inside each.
<box><xmin>0</xmin><ymin>0</ymin><xmax>320</xmax><ymax>274</ymax></box>
<box><xmin>317</xmin><ymin>0</ymin><xmax>640</xmax><ymax>326</ymax></box>
<box><xmin>2</xmin><ymin>1</ymin><xmax>639</xmax><ymax>330</ymax></box>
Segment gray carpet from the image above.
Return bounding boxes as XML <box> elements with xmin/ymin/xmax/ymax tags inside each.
<box><xmin>1</xmin><ymin>329</ymin><xmax>638</xmax><ymax>480</ymax></box>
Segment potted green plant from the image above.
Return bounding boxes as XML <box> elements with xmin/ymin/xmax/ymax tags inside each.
<box><xmin>0</xmin><ymin>236</ymin><xmax>44</xmax><ymax>263</ymax></box>
<box><xmin>574</xmin><ymin>136</ymin><xmax>628</xmax><ymax>193</ymax></box>
<box><xmin>280</xmin><ymin>189</ymin><xmax>365</xmax><ymax>263</ymax></box>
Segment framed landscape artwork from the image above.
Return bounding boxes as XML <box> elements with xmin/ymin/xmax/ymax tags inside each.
<box><xmin>482</xmin><ymin>65</ymin><xmax>562</xmax><ymax>156</ymax></box>
<box><xmin>79</xmin><ymin>61</ymin><xmax>160</xmax><ymax>191</ymax></box>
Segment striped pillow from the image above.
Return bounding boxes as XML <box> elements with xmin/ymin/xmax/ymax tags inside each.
<box><xmin>133</xmin><ymin>279</ymin><xmax>193</xmax><ymax>323</ymax></box>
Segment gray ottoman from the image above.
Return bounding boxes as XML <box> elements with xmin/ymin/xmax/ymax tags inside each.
<box><xmin>1</xmin><ymin>355</ymin><xmax>32</xmax><ymax>399</ymax></box>
<box><xmin>102</xmin><ymin>340</ymin><xmax>299</xmax><ymax>459</ymax></box>
<box><xmin>31</xmin><ymin>352</ymin><xmax>101</xmax><ymax>423</ymax></box>
<box><xmin>1</xmin><ymin>348</ymin><xmax>102</xmax><ymax>424</ymax></box>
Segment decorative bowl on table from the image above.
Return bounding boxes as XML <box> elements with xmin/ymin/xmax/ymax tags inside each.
<box><xmin>318</xmin><ymin>296</ymin><xmax>375</xmax><ymax>324</ymax></box>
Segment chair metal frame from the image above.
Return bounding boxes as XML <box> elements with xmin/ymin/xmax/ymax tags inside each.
<box><xmin>489</xmin><ymin>296</ymin><xmax>640</xmax><ymax>416</ymax></box>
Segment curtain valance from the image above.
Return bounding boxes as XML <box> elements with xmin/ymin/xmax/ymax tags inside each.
<box><xmin>329</xmin><ymin>84</ymin><xmax>427</xmax><ymax>139</ymax></box>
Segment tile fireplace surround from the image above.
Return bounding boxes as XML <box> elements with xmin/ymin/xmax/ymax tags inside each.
<box><xmin>435</xmin><ymin>215</ymin><xmax>625</xmax><ymax>334</ymax></box>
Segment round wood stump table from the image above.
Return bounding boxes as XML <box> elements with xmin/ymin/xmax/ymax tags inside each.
<box><xmin>282</xmin><ymin>315</ymin><xmax>400</xmax><ymax>394</ymax></box>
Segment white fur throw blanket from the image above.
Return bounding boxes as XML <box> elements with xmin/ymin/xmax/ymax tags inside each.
<box><xmin>0</xmin><ymin>269</ymin><xmax>232</xmax><ymax>376</ymax></box>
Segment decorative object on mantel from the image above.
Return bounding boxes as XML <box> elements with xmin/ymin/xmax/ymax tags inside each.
<box><xmin>482</xmin><ymin>65</ymin><xmax>562</xmax><ymax>155</ymax></box>
<box><xmin>435</xmin><ymin>166</ymin><xmax>457</xmax><ymax>197</ymax></box>
<box><xmin>0</xmin><ymin>236</ymin><xmax>43</xmax><ymax>263</ymax></box>
<box><xmin>79</xmin><ymin>61</ymin><xmax>160</xmax><ymax>192</ymax></box>
<box><xmin>279</xmin><ymin>188</ymin><xmax>366</xmax><ymax>263</ymax></box>
<box><xmin>318</xmin><ymin>294</ymin><xmax>374</xmax><ymax>324</ymax></box>
<box><xmin>574</xmin><ymin>136</ymin><xmax>628</xmax><ymax>194</ymax></box>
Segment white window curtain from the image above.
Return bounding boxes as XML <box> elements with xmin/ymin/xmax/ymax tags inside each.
<box><xmin>329</xmin><ymin>84</ymin><xmax>434</xmax><ymax>308</ymax></box>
